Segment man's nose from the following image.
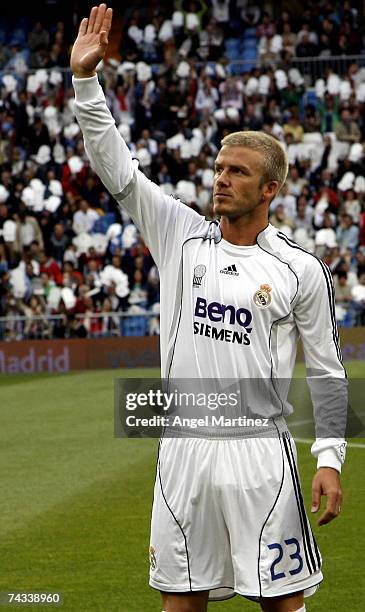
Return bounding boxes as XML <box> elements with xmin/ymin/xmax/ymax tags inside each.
<box><xmin>216</xmin><ymin>170</ymin><xmax>230</xmax><ymax>185</ymax></box>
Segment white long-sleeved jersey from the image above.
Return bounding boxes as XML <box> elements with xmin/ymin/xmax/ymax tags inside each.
<box><xmin>73</xmin><ymin>76</ymin><xmax>347</xmax><ymax>472</ymax></box>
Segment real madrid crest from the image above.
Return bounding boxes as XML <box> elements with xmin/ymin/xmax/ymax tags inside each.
<box><xmin>253</xmin><ymin>284</ymin><xmax>272</xmax><ymax>308</ymax></box>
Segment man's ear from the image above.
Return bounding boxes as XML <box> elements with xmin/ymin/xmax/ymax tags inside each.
<box><xmin>264</xmin><ymin>180</ymin><xmax>279</xmax><ymax>200</ymax></box>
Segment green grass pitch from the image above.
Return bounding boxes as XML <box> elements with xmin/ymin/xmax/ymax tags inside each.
<box><xmin>0</xmin><ymin>363</ymin><xmax>364</xmax><ymax>611</ymax></box>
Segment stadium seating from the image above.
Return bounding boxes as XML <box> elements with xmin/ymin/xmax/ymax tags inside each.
<box><xmin>0</xmin><ymin>2</ymin><xmax>364</xmax><ymax>339</ymax></box>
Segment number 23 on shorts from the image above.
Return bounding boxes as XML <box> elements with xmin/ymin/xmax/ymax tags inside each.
<box><xmin>268</xmin><ymin>538</ymin><xmax>303</xmax><ymax>581</ymax></box>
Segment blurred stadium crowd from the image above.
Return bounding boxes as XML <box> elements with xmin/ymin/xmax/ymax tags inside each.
<box><xmin>0</xmin><ymin>0</ymin><xmax>365</xmax><ymax>341</ymax></box>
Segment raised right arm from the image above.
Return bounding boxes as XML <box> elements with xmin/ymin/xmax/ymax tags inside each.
<box><xmin>71</xmin><ymin>4</ymin><xmax>207</xmax><ymax>269</ymax></box>
<box><xmin>70</xmin><ymin>4</ymin><xmax>134</xmax><ymax>197</ymax></box>
<box><xmin>73</xmin><ymin>75</ymin><xmax>134</xmax><ymax>199</ymax></box>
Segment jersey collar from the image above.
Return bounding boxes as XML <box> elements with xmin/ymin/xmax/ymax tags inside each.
<box><xmin>215</xmin><ymin>222</ymin><xmax>276</xmax><ymax>246</ymax></box>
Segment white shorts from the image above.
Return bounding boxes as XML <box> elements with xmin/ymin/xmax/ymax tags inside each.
<box><xmin>149</xmin><ymin>430</ymin><xmax>322</xmax><ymax>601</ymax></box>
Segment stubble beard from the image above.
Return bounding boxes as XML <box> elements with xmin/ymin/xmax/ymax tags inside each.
<box><xmin>213</xmin><ymin>197</ymin><xmax>263</xmax><ymax>221</ymax></box>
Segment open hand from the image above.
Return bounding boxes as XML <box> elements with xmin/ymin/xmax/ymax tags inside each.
<box><xmin>70</xmin><ymin>3</ymin><xmax>113</xmax><ymax>78</ymax></box>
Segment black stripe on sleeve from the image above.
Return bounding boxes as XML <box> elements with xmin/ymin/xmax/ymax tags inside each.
<box><xmin>276</xmin><ymin>232</ymin><xmax>345</xmax><ymax>373</ymax></box>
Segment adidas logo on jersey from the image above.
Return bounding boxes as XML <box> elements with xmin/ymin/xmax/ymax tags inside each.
<box><xmin>220</xmin><ymin>264</ymin><xmax>239</xmax><ymax>276</ymax></box>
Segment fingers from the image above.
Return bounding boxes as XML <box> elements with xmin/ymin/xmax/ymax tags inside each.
<box><xmin>99</xmin><ymin>30</ymin><xmax>109</xmax><ymax>48</ymax></box>
<box><xmin>101</xmin><ymin>7</ymin><xmax>113</xmax><ymax>36</ymax></box>
<box><xmin>311</xmin><ymin>468</ymin><xmax>343</xmax><ymax>526</ymax></box>
<box><xmin>318</xmin><ymin>488</ymin><xmax>342</xmax><ymax>526</ymax></box>
<box><xmin>78</xmin><ymin>17</ymin><xmax>88</xmax><ymax>37</ymax></box>
<box><xmin>81</xmin><ymin>5</ymin><xmax>112</xmax><ymax>39</ymax></box>
<box><xmin>86</xmin><ymin>6</ymin><xmax>98</xmax><ymax>34</ymax></box>
<box><xmin>94</xmin><ymin>4</ymin><xmax>108</xmax><ymax>34</ymax></box>
<box><xmin>318</xmin><ymin>506</ymin><xmax>339</xmax><ymax>526</ymax></box>
<box><xmin>311</xmin><ymin>480</ymin><xmax>321</xmax><ymax>513</ymax></box>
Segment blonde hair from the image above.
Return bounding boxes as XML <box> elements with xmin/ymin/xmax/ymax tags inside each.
<box><xmin>221</xmin><ymin>130</ymin><xmax>289</xmax><ymax>193</ymax></box>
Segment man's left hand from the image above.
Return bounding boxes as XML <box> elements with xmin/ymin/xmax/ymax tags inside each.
<box><xmin>311</xmin><ymin>467</ymin><xmax>343</xmax><ymax>526</ymax></box>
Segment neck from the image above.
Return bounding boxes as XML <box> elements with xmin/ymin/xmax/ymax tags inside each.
<box><xmin>219</xmin><ymin>211</ymin><xmax>269</xmax><ymax>246</ymax></box>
